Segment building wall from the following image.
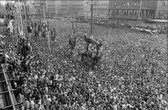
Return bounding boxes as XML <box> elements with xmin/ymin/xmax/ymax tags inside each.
<box><xmin>55</xmin><ymin>1</ymin><xmax>61</xmax><ymax>15</ymax></box>
<box><xmin>109</xmin><ymin>0</ymin><xmax>140</xmax><ymax>20</ymax></box>
<box><xmin>109</xmin><ymin>0</ymin><xmax>158</xmax><ymax>20</ymax></box>
<box><xmin>32</xmin><ymin>0</ymin><xmax>45</xmax><ymax>17</ymax></box>
<box><xmin>46</xmin><ymin>1</ymin><xmax>56</xmax><ymax>17</ymax></box>
<box><xmin>60</xmin><ymin>0</ymin><xmax>69</xmax><ymax>15</ymax></box>
<box><xmin>68</xmin><ymin>0</ymin><xmax>85</xmax><ymax>17</ymax></box>
<box><xmin>82</xmin><ymin>0</ymin><xmax>109</xmax><ymax>18</ymax></box>
<box><xmin>93</xmin><ymin>1</ymin><xmax>109</xmax><ymax>18</ymax></box>
<box><xmin>83</xmin><ymin>0</ymin><xmax>90</xmax><ymax>17</ymax></box>
<box><xmin>156</xmin><ymin>0</ymin><xmax>168</xmax><ymax>18</ymax></box>
<box><xmin>26</xmin><ymin>1</ymin><xmax>37</xmax><ymax>16</ymax></box>
<box><xmin>141</xmin><ymin>1</ymin><xmax>157</xmax><ymax>10</ymax></box>
<box><xmin>59</xmin><ymin>0</ymin><xmax>85</xmax><ymax>17</ymax></box>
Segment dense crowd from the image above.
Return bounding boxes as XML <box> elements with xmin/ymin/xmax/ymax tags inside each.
<box><xmin>0</xmin><ymin>18</ymin><xmax>168</xmax><ymax>110</ymax></box>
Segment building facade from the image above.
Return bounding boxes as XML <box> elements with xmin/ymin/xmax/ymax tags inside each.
<box><xmin>60</xmin><ymin>0</ymin><xmax>85</xmax><ymax>17</ymax></box>
<box><xmin>83</xmin><ymin>0</ymin><xmax>109</xmax><ymax>18</ymax></box>
<box><xmin>46</xmin><ymin>0</ymin><xmax>56</xmax><ymax>17</ymax></box>
<box><xmin>156</xmin><ymin>0</ymin><xmax>168</xmax><ymax>19</ymax></box>
<box><xmin>109</xmin><ymin>0</ymin><xmax>158</xmax><ymax>20</ymax></box>
<box><xmin>68</xmin><ymin>0</ymin><xmax>85</xmax><ymax>17</ymax></box>
<box><xmin>46</xmin><ymin>0</ymin><xmax>61</xmax><ymax>17</ymax></box>
<box><xmin>60</xmin><ymin>0</ymin><xmax>69</xmax><ymax>16</ymax></box>
<box><xmin>93</xmin><ymin>0</ymin><xmax>109</xmax><ymax>18</ymax></box>
<box><xmin>32</xmin><ymin>0</ymin><xmax>46</xmax><ymax>17</ymax></box>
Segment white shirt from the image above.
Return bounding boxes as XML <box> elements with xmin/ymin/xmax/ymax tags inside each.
<box><xmin>34</xmin><ymin>74</ymin><xmax>38</xmax><ymax>80</ymax></box>
<box><xmin>113</xmin><ymin>104</ymin><xmax>118</xmax><ymax>110</ymax></box>
<box><xmin>45</xmin><ymin>86</ymin><xmax>48</xmax><ymax>93</ymax></box>
<box><xmin>30</xmin><ymin>100</ymin><xmax>35</xmax><ymax>109</ymax></box>
<box><xmin>7</xmin><ymin>20</ymin><xmax>14</xmax><ymax>33</ymax></box>
<box><xmin>26</xmin><ymin>100</ymin><xmax>30</xmax><ymax>109</ymax></box>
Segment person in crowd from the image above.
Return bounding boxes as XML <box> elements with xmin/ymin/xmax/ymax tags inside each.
<box><xmin>34</xmin><ymin>22</ymin><xmax>38</xmax><ymax>37</ymax></box>
<box><xmin>51</xmin><ymin>27</ymin><xmax>57</xmax><ymax>42</ymax></box>
<box><xmin>27</xmin><ymin>22</ymin><xmax>33</xmax><ymax>43</ymax></box>
<box><xmin>42</xmin><ymin>22</ymin><xmax>48</xmax><ymax>38</ymax></box>
<box><xmin>83</xmin><ymin>34</ymin><xmax>97</xmax><ymax>52</ymax></box>
<box><xmin>69</xmin><ymin>31</ymin><xmax>77</xmax><ymax>55</ymax></box>
<box><xmin>91</xmin><ymin>41</ymin><xmax>103</xmax><ymax>67</ymax></box>
<box><xmin>38</xmin><ymin>21</ymin><xmax>42</xmax><ymax>37</ymax></box>
<box><xmin>20</xmin><ymin>38</ymin><xmax>31</xmax><ymax>59</ymax></box>
<box><xmin>7</xmin><ymin>19</ymin><xmax>14</xmax><ymax>36</ymax></box>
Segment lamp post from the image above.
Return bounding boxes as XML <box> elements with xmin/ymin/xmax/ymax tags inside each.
<box><xmin>18</xmin><ymin>0</ymin><xmax>23</xmax><ymax>35</ymax></box>
<box><xmin>138</xmin><ymin>0</ymin><xmax>142</xmax><ymax>20</ymax></box>
<box><xmin>90</xmin><ymin>0</ymin><xmax>93</xmax><ymax>35</ymax></box>
<box><xmin>41</xmin><ymin>3</ymin><xmax>46</xmax><ymax>21</ymax></box>
<box><xmin>86</xmin><ymin>0</ymin><xmax>96</xmax><ymax>35</ymax></box>
<box><xmin>113</xmin><ymin>3</ymin><xmax>117</xmax><ymax>28</ymax></box>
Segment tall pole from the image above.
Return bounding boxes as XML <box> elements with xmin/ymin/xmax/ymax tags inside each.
<box><xmin>75</xmin><ymin>12</ymin><xmax>77</xmax><ymax>33</ymax></box>
<box><xmin>90</xmin><ymin>0</ymin><xmax>93</xmax><ymax>35</ymax></box>
<box><xmin>42</xmin><ymin>3</ymin><xmax>46</xmax><ymax>21</ymax></box>
<box><xmin>4</xmin><ymin>3</ymin><xmax>6</xmax><ymax>19</ymax></box>
<box><xmin>24</xmin><ymin>4</ymin><xmax>28</xmax><ymax>36</ymax></box>
<box><xmin>113</xmin><ymin>3</ymin><xmax>116</xmax><ymax>28</ymax></box>
<box><xmin>18</xmin><ymin>0</ymin><xmax>23</xmax><ymax>35</ymax></box>
<box><xmin>138</xmin><ymin>0</ymin><xmax>142</xmax><ymax>20</ymax></box>
<box><xmin>47</xmin><ymin>21</ymin><xmax>51</xmax><ymax>52</ymax></box>
<box><xmin>39</xmin><ymin>7</ymin><xmax>41</xmax><ymax>23</ymax></box>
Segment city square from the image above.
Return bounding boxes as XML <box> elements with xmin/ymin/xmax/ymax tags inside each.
<box><xmin>0</xmin><ymin>0</ymin><xmax>168</xmax><ymax>110</ymax></box>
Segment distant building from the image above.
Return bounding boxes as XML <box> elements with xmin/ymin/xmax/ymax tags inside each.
<box><xmin>60</xmin><ymin>0</ymin><xmax>85</xmax><ymax>17</ymax></box>
<box><xmin>156</xmin><ymin>0</ymin><xmax>168</xmax><ymax>19</ymax></box>
<box><xmin>93</xmin><ymin>0</ymin><xmax>109</xmax><ymax>18</ymax></box>
<box><xmin>109</xmin><ymin>0</ymin><xmax>167</xmax><ymax>20</ymax></box>
<box><xmin>83</xmin><ymin>0</ymin><xmax>110</xmax><ymax>19</ymax></box>
<box><xmin>26</xmin><ymin>1</ymin><xmax>37</xmax><ymax>17</ymax></box>
<box><xmin>55</xmin><ymin>1</ymin><xmax>61</xmax><ymax>15</ymax></box>
<box><xmin>60</xmin><ymin>0</ymin><xmax>69</xmax><ymax>16</ymax></box>
<box><xmin>32</xmin><ymin>0</ymin><xmax>45</xmax><ymax>17</ymax></box>
<box><xmin>46</xmin><ymin>0</ymin><xmax>61</xmax><ymax>17</ymax></box>
<box><xmin>141</xmin><ymin>1</ymin><xmax>158</xmax><ymax>19</ymax></box>
<box><xmin>83</xmin><ymin>0</ymin><xmax>90</xmax><ymax>17</ymax></box>
<box><xmin>68</xmin><ymin>0</ymin><xmax>85</xmax><ymax>17</ymax></box>
<box><xmin>46</xmin><ymin>1</ymin><xmax>56</xmax><ymax>17</ymax></box>
<box><xmin>109</xmin><ymin>0</ymin><xmax>158</xmax><ymax>20</ymax></box>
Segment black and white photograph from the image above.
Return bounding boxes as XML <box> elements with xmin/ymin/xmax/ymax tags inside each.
<box><xmin>0</xmin><ymin>0</ymin><xmax>168</xmax><ymax>110</ymax></box>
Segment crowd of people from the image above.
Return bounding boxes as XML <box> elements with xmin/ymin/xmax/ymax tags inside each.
<box><xmin>0</xmin><ymin>17</ymin><xmax>168</xmax><ymax>110</ymax></box>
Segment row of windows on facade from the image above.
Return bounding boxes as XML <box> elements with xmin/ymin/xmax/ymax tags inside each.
<box><xmin>108</xmin><ymin>9</ymin><xmax>155</xmax><ymax>18</ymax></box>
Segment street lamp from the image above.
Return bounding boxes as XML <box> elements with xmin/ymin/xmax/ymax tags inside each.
<box><xmin>41</xmin><ymin>2</ymin><xmax>46</xmax><ymax>20</ymax></box>
<box><xmin>86</xmin><ymin>0</ymin><xmax>97</xmax><ymax>35</ymax></box>
<box><xmin>138</xmin><ymin>0</ymin><xmax>142</xmax><ymax>20</ymax></box>
<box><xmin>112</xmin><ymin>3</ymin><xmax>117</xmax><ymax>28</ymax></box>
